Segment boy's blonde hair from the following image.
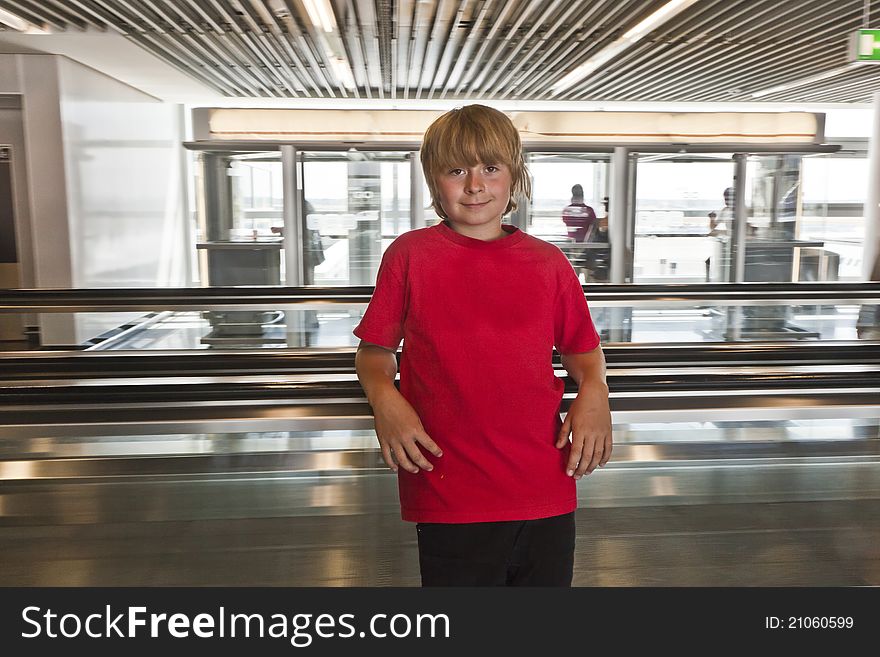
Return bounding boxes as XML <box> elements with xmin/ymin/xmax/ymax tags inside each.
<box><xmin>420</xmin><ymin>105</ymin><xmax>531</xmax><ymax>220</ymax></box>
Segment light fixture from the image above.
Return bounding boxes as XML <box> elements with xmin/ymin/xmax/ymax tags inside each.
<box><xmin>550</xmin><ymin>0</ymin><xmax>701</xmax><ymax>96</ymax></box>
<box><xmin>301</xmin><ymin>0</ymin><xmax>337</xmax><ymax>33</ymax></box>
<box><xmin>750</xmin><ymin>62</ymin><xmax>865</xmax><ymax>98</ymax></box>
<box><xmin>0</xmin><ymin>7</ymin><xmax>28</xmax><ymax>31</ymax></box>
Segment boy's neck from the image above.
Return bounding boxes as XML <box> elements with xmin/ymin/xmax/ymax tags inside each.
<box><xmin>444</xmin><ymin>219</ymin><xmax>508</xmax><ymax>241</ymax></box>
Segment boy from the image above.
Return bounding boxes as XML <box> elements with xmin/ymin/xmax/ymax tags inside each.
<box><xmin>353</xmin><ymin>105</ymin><xmax>612</xmax><ymax>586</ymax></box>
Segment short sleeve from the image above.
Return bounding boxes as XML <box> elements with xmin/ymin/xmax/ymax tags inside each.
<box><xmin>352</xmin><ymin>249</ymin><xmax>406</xmax><ymax>350</ymax></box>
<box><xmin>554</xmin><ymin>261</ymin><xmax>600</xmax><ymax>354</ymax></box>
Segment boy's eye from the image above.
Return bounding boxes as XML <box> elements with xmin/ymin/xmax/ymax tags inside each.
<box><xmin>449</xmin><ymin>168</ymin><xmax>464</xmax><ymax>176</ymax></box>
<box><xmin>485</xmin><ymin>165</ymin><xmax>499</xmax><ymax>173</ymax></box>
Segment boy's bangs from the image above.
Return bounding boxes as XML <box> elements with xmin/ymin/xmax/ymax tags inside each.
<box><xmin>433</xmin><ymin>122</ymin><xmax>515</xmax><ymax>171</ymax></box>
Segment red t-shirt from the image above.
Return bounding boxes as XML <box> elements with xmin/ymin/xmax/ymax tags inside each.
<box><xmin>354</xmin><ymin>221</ymin><xmax>600</xmax><ymax>523</ymax></box>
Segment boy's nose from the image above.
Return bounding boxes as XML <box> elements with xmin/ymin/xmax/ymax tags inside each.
<box><xmin>465</xmin><ymin>171</ymin><xmax>485</xmax><ymax>193</ymax></box>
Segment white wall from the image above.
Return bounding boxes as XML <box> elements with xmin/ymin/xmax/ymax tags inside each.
<box><xmin>1</xmin><ymin>54</ymin><xmax>189</xmax><ymax>345</ymax></box>
<box><xmin>56</xmin><ymin>57</ymin><xmax>187</xmax><ymax>291</ymax></box>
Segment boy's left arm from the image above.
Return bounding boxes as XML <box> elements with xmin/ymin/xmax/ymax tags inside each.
<box><xmin>555</xmin><ymin>347</ymin><xmax>612</xmax><ymax>479</ymax></box>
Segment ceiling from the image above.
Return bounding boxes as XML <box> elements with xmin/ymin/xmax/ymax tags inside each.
<box><xmin>2</xmin><ymin>0</ymin><xmax>880</xmax><ymax>103</ymax></box>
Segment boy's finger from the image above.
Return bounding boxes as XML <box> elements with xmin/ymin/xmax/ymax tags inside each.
<box><xmin>416</xmin><ymin>433</ymin><xmax>443</xmax><ymax>457</ymax></box>
<box><xmin>380</xmin><ymin>443</ymin><xmax>398</xmax><ymax>472</ymax></box>
<box><xmin>600</xmin><ymin>434</ymin><xmax>613</xmax><ymax>466</ymax></box>
<box><xmin>575</xmin><ymin>436</ymin><xmax>596</xmax><ymax>477</ymax></box>
<box><xmin>566</xmin><ymin>433</ymin><xmax>584</xmax><ymax>475</ymax></box>
<box><xmin>402</xmin><ymin>441</ymin><xmax>434</xmax><ymax>471</ymax></box>
<box><xmin>585</xmin><ymin>440</ymin><xmax>603</xmax><ymax>475</ymax></box>
<box><xmin>392</xmin><ymin>444</ymin><xmax>419</xmax><ymax>474</ymax></box>
<box><xmin>555</xmin><ymin>417</ymin><xmax>571</xmax><ymax>448</ymax></box>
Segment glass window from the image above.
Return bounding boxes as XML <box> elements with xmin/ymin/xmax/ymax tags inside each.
<box><xmin>527</xmin><ymin>153</ymin><xmax>610</xmax><ymax>283</ymax></box>
<box><xmin>800</xmin><ymin>155</ymin><xmax>867</xmax><ymax>281</ymax></box>
<box><xmin>302</xmin><ymin>151</ymin><xmax>411</xmax><ymax>286</ymax></box>
<box><xmin>633</xmin><ymin>154</ymin><xmax>735</xmax><ymax>283</ymax></box>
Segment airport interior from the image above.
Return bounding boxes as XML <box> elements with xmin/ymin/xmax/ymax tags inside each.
<box><xmin>1</xmin><ymin>0</ymin><xmax>880</xmax><ymax>586</ymax></box>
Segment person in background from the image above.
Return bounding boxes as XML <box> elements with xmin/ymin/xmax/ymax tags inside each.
<box><xmin>561</xmin><ymin>184</ymin><xmax>597</xmax><ymax>243</ymax></box>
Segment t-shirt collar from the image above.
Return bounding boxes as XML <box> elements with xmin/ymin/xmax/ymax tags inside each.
<box><xmin>435</xmin><ymin>220</ymin><xmax>526</xmax><ymax>249</ymax></box>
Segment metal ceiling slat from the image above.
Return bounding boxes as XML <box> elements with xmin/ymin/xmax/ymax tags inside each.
<box><xmin>128</xmin><ymin>30</ymin><xmax>240</xmax><ymax>95</ymax></box>
<box><xmin>237</xmin><ymin>0</ymin><xmax>308</xmax><ymax>97</ymax></box>
<box><xmin>240</xmin><ymin>0</ymin><xmax>309</xmax><ymax>96</ymax></box>
<box><xmin>766</xmin><ymin>67</ymin><xmax>880</xmax><ymax>102</ymax></box>
<box><xmin>12</xmin><ymin>0</ymin><xmax>87</xmax><ymax>30</ymax></box>
<box><xmin>468</xmin><ymin>0</ymin><xmax>543</xmax><ymax>94</ymax></box>
<box><xmin>337</xmin><ymin>0</ymin><xmax>371</xmax><ymax>96</ymax></box>
<box><xmin>268</xmin><ymin>1</ymin><xmax>334</xmax><ymax>96</ymax></box>
<box><xmin>286</xmin><ymin>0</ymin><xmax>348</xmax><ymax>97</ymax></box>
<box><xmin>548</xmin><ymin>2</ymin><xmax>716</xmax><ymax>100</ymax></box>
<box><xmin>195</xmin><ymin>0</ymin><xmax>304</xmax><ymax>95</ymax></box>
<box><xmin>428</xmin><ymin>0</ymin><xmax>471</xmax><ymax>97</ymax></box>
<box><xmin>693</xmin><ymin>51</ymin><xmax>852</xmax><ymax>103</ymax></box>
<box><xmin>6</xmin><ymin>0</ymin><xmax>880</xmax><ymax>103</ymax></box>
<box><xmin>451</xmin><ymin>0</ymin><xmax>519</xmax><ymax>95</ymax></box>
<box><xmin>199</xmin><ymin>0</ymin><xmax>275</xmax><ymax>94</ymax></box>
<box><xmin>626</xmin><ymin>2</ymin><xmax>861</xmax><ymax>102</ymax></box>
<box><xmin>244</xmin><ymin>0</ymin><xmax>311</xmax><ymax>94</ymax></box>
<box><xmin>513</xmin><ymin>0</ymin><xmax>657</xmax><ymax>98</ymax></box>
<box><xmin>391</xmin><ymin>0</ymin><xmax>402</xmax><ymax>97</ymax></box>
<box><xmin>415</xmin><ymin>0</ymin><xmax>448</xmax><ymax>98</ymax></box>
<box><xmin>691</xmin><ymin>52</ymin><xmax>847</xmax><ymax>102</ymax></box>
<box><xmin>440</xmin><ymin>0</ymin><xmax>493</xmax><ymax>97</ymax></box>
<box><xmin>403</xmin><ymin>0</ymin><xmax>417</xmax><ymax>97</ymax></box>
<box><xmin>43</xmin><ymin>0</ymin><xmax>105</xmax><ymax>30</ymax></box>
<box><xmin>583</xmin><ymin>0</ymin><xmax>837</xmax><ymax>101</ymax></box>
<box><xmin>607</xmin><ymin>0</ymin><xmax>848</xmax><ymax>100</ymax></box>
<box><xmin>496</xmin><ymin>0</ymin><xmax>616</xmax><ymax>98</ymax></box>
<box><xmin>62</xmin><ymin>0</ymin><xmax>123</xmax><ymax>33</ymax></box>
<box><xmin>375</xmin><ymin>0</ymin><xmax>393</xmax><ymax>94</ymax></box>
<box><xmin>478</xmin><ymin>0</ymin><xmax>569</xmax><ymax>96</ymax></box>
<box><xmin>568</xmin><ymin>0</ymin><xmax>742</xmax><ymax>98</ymax></box>
<box><xmin>792</xmin><ymin>73</ymin><xmax>880</xmax><ymax>102</ymax></box>
<box><xmin>2</xmin><ymin>0</ymin><xmax>67</xmax><ymax>30</ymax></box>
<box><xmin>276</xmin><ymin>0</ymin><xmax>331</xmax><ymax>97</ymax></box>
<box><xmin>482</xmin><ymin>0</ymin><xmax>581</xmax><ymax>97</ymax></box>
<box><xmin>646</xmin><ymin>2</ymin><xmax>861</xmax><ymax>101</ymax></box>
<box><xmin>84</xmin><ymin>0</ymin><xmax>249</xmax><ymax>95</ymax></box>
<box><xmin>144</xmin><ymin>0</ymin><xmax>258</xmax><ymax>95</ymax></box>
<box><xmin>224</xmin><ymin>0</ymin><xmax>291</xmax><ymax>96</ymax></box>
<box><xmin>406</xmin><ymin>0</ymin><xmax>434</xmax><ymax>96</ymax></box>
<box><xmin>354</xmin><ymin>0</ymin><xmax>380</xmax><ymax>97</ymax></box>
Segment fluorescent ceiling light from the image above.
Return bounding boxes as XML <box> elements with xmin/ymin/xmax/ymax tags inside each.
<box><xmin>550</xmin><ymin>0</ymin><xmax>700</xmax><ymax>96</ymax></box>
<box><xmin>329</xmin><ymin>56</ymin><xmax>356</xmax><ymax>90</ymax></box>
<box><xmin>0</xmin><ymin>7</ymin><xmax>50</xmax><ymax>34</ymax></box>
<box><xmin>751</xmin><ymin>62</ymin><xmax>865</xmax><ymax>98</ymax></box>
<box><xmin>302</xmin><ymin>0</ymin><xmax>337</xmax><ymax>33</ymax></box>
<box><xmin>0</xmin><ymin>7</ymin><xmax>27</xmax><ymax>31</ymax></box>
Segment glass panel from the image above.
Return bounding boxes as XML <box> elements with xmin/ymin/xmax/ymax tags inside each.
<box><xmin>633</xmin><ymin>154</ymin><xmax>735</xmax><ymax>283</ymax></box>
<box><xmin>800</xmin><ymin>154</ymin><xmax>868</xmax><ymax>281</ymax></box>
<box><xmin>302</xmin><ymin>151</ymin><xmax>411</xmax><ymax>287</ymax></box>
<box><xmin>744</xmin><ymin>154</ymin><xmax>809</xmax><ymax>284</ymax></box>
<box><xmin>195</xmin><ymin>151</ymin><xmax>284</xmax><ymax>287</ymax></box>
<box><xmin>14</xmin><ymin>293</ymin><xmax>877</xmax><ymax>351</ymax></box>
<box><xmin>526</xmin><ymin>153</ymin><xmax>611</xmax><ymax>283</ymax></box>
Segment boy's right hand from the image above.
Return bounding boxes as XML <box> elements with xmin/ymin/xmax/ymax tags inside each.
<box><xmin>370</xmin><ymin>389</ymin><xmax>442</xmax><ymax>474</ymax></box>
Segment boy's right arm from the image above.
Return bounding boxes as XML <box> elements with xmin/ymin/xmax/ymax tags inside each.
<box><xmin>354</xmin><ymin>340</ymin><xmax>442</xmax><ymax>474</ymax></box>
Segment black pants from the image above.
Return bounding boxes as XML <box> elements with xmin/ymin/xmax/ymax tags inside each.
<box><xmin>416</xmin><ymin>512</ymin><xmax>575</xmax><ymax>587</ymax></box>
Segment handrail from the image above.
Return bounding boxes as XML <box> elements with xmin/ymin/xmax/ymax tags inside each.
<box><xmin>3</xmin><ymin>342</ymin><xmax>880</xmax><ymax>379</ymax></box>
<box><xmin>2</xmin><ymin>282</ymin><xmax>880</xmax><ymax>312</ymax></box>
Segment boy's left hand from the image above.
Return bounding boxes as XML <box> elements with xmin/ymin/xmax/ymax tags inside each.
<box><xmin>555</xmin><ymin>382</ymin><xmax>612</xmax><ymax>479</ymax></box>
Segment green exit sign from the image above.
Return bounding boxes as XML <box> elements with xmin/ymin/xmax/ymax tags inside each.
<box><xmin>851</xmin><ymin>29</ymin><xmax>880</xmax><ymax>61</ymax></box>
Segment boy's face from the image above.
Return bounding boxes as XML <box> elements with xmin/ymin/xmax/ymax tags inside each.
<box><xmin>434</xmin><ymin>162</ymin><xmax>512</xmax><ymax>237</ymax></box>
